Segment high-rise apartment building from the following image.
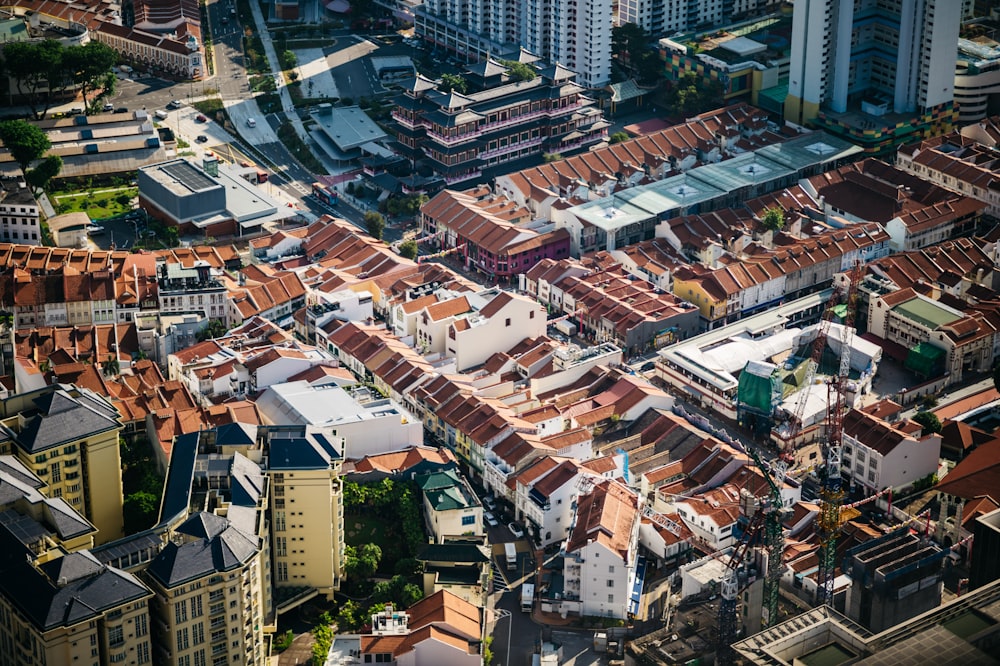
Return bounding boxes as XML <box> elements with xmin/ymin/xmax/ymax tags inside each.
<box><xmin>266</xmin><ymin>426</ymin><xmax>345</xmax><ymax>598</ymax></box>
<box><xmin>619</xmin><ymin>0</ymin><xmax>778</xmax><ymax>36</ymax></box>
<box><xmin>0</xmin><ymin>385</ymin><xmax>126</xmax><ymax>544</ymax></box>
<box><xmin>785</xmin><ymin>0</ymin><xmax>961</xmax><ymax>154</ymax></box>
<box><xmin>0</xmin><ymin>459</ymin><xmax>153</xmax><ymax>666</ymax></box>
<box><xmin>415</xmin><ymin>0</ymin><xmax>613</xmax><ymax>88</ymax></box>
<box><xmin>145</xmin><ymin>452</ymin><xmax>272</xmax><ymax>666</ymax></box>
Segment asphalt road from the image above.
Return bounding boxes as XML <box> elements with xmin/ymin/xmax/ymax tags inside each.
<box><xmin>94</xmin><ymin>2</ymin><xmax>417</xmax><ymax>243</ymax></box>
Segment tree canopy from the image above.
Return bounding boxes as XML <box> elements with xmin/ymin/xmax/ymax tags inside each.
<box><xmin>439</xmin><ymin>73</ymin><xmax>467</xmax><ymax>94</ymax></box>
<box><xmin>397</xmin><ymin>239</ymin><xmax>418</xmax><ymax>260</ymax></box>
<box><xmin>364</xmin><ymin>210</ymin><xmax>386</xmax><ymax>240</ymax></box>
<box><xmin>0</xmin><ymin>120</ymin><xmax>51</xmax><ymax>174</ymax></box>
<box><xmin>502</xmin><ymin>60</ymin><xmax>537</xmax><ymax>82</ymax></box>
<box><xmin>666</xmin><ymin>73</ymin><xmax>724</xmax><ymax>116</ymax></box>
<box><xmin>913</xmin><ymin>411</ymin><xmax>942</xmax><ymax>436</ymax></box>
<box><xmin>761</xmin><ymin>207</ymin><xmax>785</xmax><ymax>232</ymax></box>
<box><xmin>3</xmin><ymin>40</ymin><xmax>66</xmax><ymax>120</ymax></box>
<box><xmin>64</xmin><ymin>41</ymin><xmax>117</xmax><ymax>114</ymax></box>
<box><xmin>25</xmin><ymin>155</ymin><xmax>63</xmax><ymax>193</ymax></box>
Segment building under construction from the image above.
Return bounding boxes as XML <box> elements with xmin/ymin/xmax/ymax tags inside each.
<box><xmin>736</xmin><ymin>322</ymin><xmax>882</xmax><ymax>446</ymax></box>
<box><xmin>733</xmin><ymin>572</ymin><xmax>1000</xmax><ymax>666</ymax></box>
<box><xmin>844</xmin><ymin>528</ymin><xmax>947</xmax><ymax>633</ymax></box>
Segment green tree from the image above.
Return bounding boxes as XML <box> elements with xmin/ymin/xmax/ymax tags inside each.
<box><xmin>310</xmin><ymin>613</ymin><xmax>334</xmax><ymax>666</ymax></box>
<box><xmin>64</xmin><ymin>41</ymin><xmax>117</xmax><ymax>114</ymax></box>
<box><xmin>397</xmin><ymin>239</ymin><xmax>418</xmax><ymax>260</ymax></box>
<box><xmin>335</xmin><ymin>600</ymin><xmax>363</xmax><ymax>632</ymax></box>
<box><xmin>25</xmin><ymin>155</ymin><xmax>62</xmax><ymax>193</ymax></box>
<box><xmin>612</xmin><ymin>23</ymin><xmax>647</xmax><ymax>65</ymax></box>
<box><xmin>344</xmin><ymin>543</ymin><xmax>382</xmax><ymax>580</ymax></box>
<box><xmin>3</xmin><ymin>40</ymin><xmax>65</xmax><ymax>119</ymax></box>
<box><xmin>483</xmin><ymin>635</ymin><xmax>494</xmax><ymax>666</ymax></box>
<box><xmin>101</xmin><ymin>354</ymin><xmax>120</xmax><ymax>377</ymax></box>
<box><xmin>273</xmin><ymin>630</ymin><xmax>294</xmax><ymax>652</ymax></box>
<box><xmin>394</xmin><ymin>557</ymin><xmax>422</xmax><ymax>577</ymax></box>
<box><xmin>761</xmin><ymin>207</ymin><xmax>785</xmax><ymax>232</ymax></box>
<box><xmin>609</xmin><ymin>131</ymin><xmax>630</xmax><ymax>144</ymax></box>
<box><xmin>281</xmin><ymin>49</ymin><xmax>298</xmax><ymax>69</ymax></box>
<box><xmin>123</xmin><ymin>491</ymin><xmax>159</xmax><ymax>534</ymax></box>
<box><xmin>439</xmin><ymin>73</ymin><xmax>467</xmax><ymax>93</ymax></box>
<box><xmin>635</xmin><ymin>51</ymin><xmax>663</xmax><ymax>85</ymax></box>
<box><xmin>197</xmin><ymin>318</ymin><xmax>228</xmax><ymax>341</ymax></box>
<box><xmin>364</xmin><ymin>210</ymin><xmax>386</xmax><ymax>240</ymax></box>
<box><xmin>501</xmin><ymin>60</ymin><xmax>537</xmax><ymax>81</ymax></box>
<box><xmin>542</xmin><ymin>152</ymin><xmax>562</xmax><ymax>163</ymax></box>
<box><xmin>913</xmin><ymin>411</ymin><xmax>942</xmax><ymax>436</ymax></box>
<box><xmin>0</xmin><ymin>120</ymin><xmax>51</xmax><ymax>174</ymax></box>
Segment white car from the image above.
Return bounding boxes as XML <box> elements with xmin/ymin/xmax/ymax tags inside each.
<box><xmin>508</xmin><ymin>522</ymin><xmax>524</xmax><ymax>539</ymax></box>
<box><xmin>86</xmin><ymin>225</ymin><xmax>105</xmax><ymax>235</ymax></box>
<box><xmin>483</xmin><ymin>496</ymin><xmax>497</xmax><ymax>510</ymax></box>
<box><xmin>484</xmin><ymin>512</ymin><xmax>498</xmax><ymax>527</ymax></box>
<box><xmin>246</xmin><ymin>117</ymin><xmax>257</xmax><ymax>128</ymax></box>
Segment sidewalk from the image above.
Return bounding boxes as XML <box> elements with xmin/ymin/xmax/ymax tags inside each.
<box><xmin>249</xmin><ymin>0</ymin><xmax>310</xmax><ymax>145</ymax></box>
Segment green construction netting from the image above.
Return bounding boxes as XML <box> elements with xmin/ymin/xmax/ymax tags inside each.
<box><xmin>904</xmin><ymin>342</ymin><xmax>946</xmax><ymax>378</ymax></box>
<box><xmin>739</xmin><ymin>366</ymin><xmax>776</xmax><ymax>414</ymax></box>
<box><xmin>831</xmin><ymin>303</ymin><xmax>848</xmax><ymax>321</ymax></box>
<box><xmin>780</xmin><ymin>359</ymin><xmax>813</xmax><ymax>397</ymax></box>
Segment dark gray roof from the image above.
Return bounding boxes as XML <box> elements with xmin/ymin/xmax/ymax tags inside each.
<box><xmin>0</xmin><ymin>457</ymin><xmax>95</xmax><ymax>540</ymax></box>
<box><xmin>400</xmin><ymin>73</ymin><xmax>439</xmax><ymax>94</ymax></box>
<box><xmin>417</xmin><ymin>542</ymin><xmax>491</xmax><ymax>564</ymax></box>
<box><xmin>466</xmin><ymin>58</ymin><xmax>508</xmax><ymax>79</ymax></box>
<box><xmin>14</xmin><ymin>389</ymin><xmax>120</xmax><ymax>453</ymax></box>
<box><xmin>0</xmin><ymin>527</ymin><xmax>151</xmax><ymax>631</ymax></box>
<box><xmin>177</xmin><ymin>511</ymin><xmax>229</xmax><ymax>540</ymax></box>
<box><xmin>158</xmin><ymin>431</ymin><xmax>199</xmax><ymax>526</ymax></box>
<box><xmin>216</xmin><ymin>422</ymin><xmax>258</xmax><ymax>448</ymax></box>
<box><xmin>145</xmin><ymin>515</ymin><xmax>259</xmax><ymax>588</ymax></box>
<box><xmin>230</xmin><ymin>452</ymin><xmax>265</xmax><ymax>507</ymax></box>
<box><xmin>0</xmin><ymin>455</ymin><xmax>34</xmax><ymax>488</ymax></box>
<box><xmin>267</xmin><ymin>428</ymin><xmax>342</xmax><ymax>470</ymax></box>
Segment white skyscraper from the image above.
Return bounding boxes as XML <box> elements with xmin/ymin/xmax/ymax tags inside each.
<box><xmin>416</xmin><ymin>0</ymin><xmax>614</xmax><ymax>88</ymax></box>
<box><xmin>785</xmin><ymin>0</ymin><xmax>962</xmax><ymax>126</ymax></box>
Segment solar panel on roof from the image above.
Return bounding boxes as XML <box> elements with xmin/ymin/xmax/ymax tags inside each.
<box><xmin>161</xmin><ymin>161</ymin><xmax>218</xmax><ymax>192</ymax></box>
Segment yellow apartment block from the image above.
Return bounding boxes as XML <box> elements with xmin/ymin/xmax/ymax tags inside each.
<box><xmin>0</xmin><ymin>385</ymin><xmax>125</xmax><ymax>544</ymax></box>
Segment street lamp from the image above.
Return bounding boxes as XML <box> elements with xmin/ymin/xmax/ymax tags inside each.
<box><xmin>493</xmin><ymin>609</ymin><xmax>512</xmax><ymax>666</ymax></box>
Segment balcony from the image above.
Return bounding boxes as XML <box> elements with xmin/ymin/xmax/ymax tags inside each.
<box><xmin>390</xmin><ymin>110</ymin><xmax>427</xmax><ymax>130</ymax></box>
<box><xmin>481</xmin><ymin>136</ymin><xmax>544</xmax><ymax>161</ymax></box>
<box><xmin>425</xmin><ymin>128</ymin><xmax>481</xmax><ymax>147</ymax></box>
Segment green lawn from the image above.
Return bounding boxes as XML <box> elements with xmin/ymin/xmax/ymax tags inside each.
<box><xmin>52</xmin><ymin>187</ymin><xmax>137</xmax><ymax>219</ymax></box>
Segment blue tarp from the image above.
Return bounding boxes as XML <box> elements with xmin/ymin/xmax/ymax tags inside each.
<box><xmin>628</xmin><ymin>555</ymin><xmax>647</xmax><ymax>615</ymax></box>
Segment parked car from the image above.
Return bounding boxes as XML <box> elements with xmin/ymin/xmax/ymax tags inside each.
<box><xmin>167</xmin><ymin>99</ymin><xmax>183</xmax><ymax>110</ymax></box>
<box><xmin>508</xmin><ymin>522</ymin><xmax>524</xmax><ymax>539</ymax></box>
<box><xmin>196</xmin><ymin>134</ymin><xmax>208</xmax><ymax>143</ymax></box>
<box><xmin>86</xmin><ymin>225</ymin><xmax>105</xmax><ymax>235</ymax></box>
<box><xmin>246</xmin><ymin>117</ymin><xmax>256</xmax><ymax>128</ymax></box>
<box><xmin>483</xmin><ymin>495</ymin><xmax>497</xmax><ymax>511</ymax></box>
<box><xmin>641</xmin><ymin>361</ymin><xmax>656</xmax><ymax>373</ymax></box>
<box><xmin>195</xmin><ymin>114</ymin><xmax>207</xmax><ymax>122</ymax></box>
<box><xmin>114</xmin><ymin>107</ymin><xmax>129</xmax><ymax>114</ymax></box>
<box><xmin>102</xmin><ymin>102</ymin><xmax>114</xmax><ymax>112</ymax></box>
<box><xmin>484</xmin><ymin>512</ymin><xmax>498</xmax><ymax>527</ymax></box>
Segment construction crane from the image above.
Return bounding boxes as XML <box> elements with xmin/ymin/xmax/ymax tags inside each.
<box><xmin>717</xmin><ymin>507</ymin><xmax>765</xmax><ymax>666</ymax></box>
<box><xmin>815</xmin><ymin>263</ymin><xmax>861</xmax><ymax>606</ymax></box>
<box><xmin>717</xmin><ymin>445</ymin><xmax>787</xmax><ymax>666</ymax></box>
<box><xmin>778</xmin><ymin>285</ymin><xmax>844</xmax><ymax>464</ymax></box>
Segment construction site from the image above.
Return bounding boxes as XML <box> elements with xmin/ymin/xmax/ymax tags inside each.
<box><xmin>624</xmin><ymin>266</ymin><xmax>977</xmax><ymax>665</ymax></box>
